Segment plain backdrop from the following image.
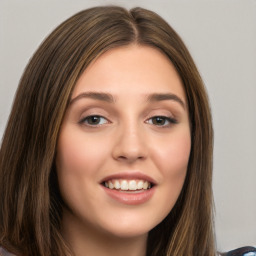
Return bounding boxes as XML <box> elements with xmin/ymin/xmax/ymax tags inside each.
<box><xmin>0</xmin><ymin>0</ymin><xmax>255</xmax><ymax>252</ymax></box>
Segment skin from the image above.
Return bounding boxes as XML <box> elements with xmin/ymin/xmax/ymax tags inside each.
<box><xmin>56</xmin><ymin>45</ymin><xmax>191</xmax><ymax>256</ymax></box>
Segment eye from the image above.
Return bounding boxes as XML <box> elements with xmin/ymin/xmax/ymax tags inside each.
<box><xmin>79</xmin><ymin>115</ymin><xmax>108</xmax><ymax>126</ymax></box>
<box><xmin>146</xmin><ymin>116</ymin><xmax>177</xmax><ymax>127</ymax></box>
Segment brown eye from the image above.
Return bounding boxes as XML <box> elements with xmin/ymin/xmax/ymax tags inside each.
<box><xmin>147</xmin><ymin>116</ymin><xmax>177</xmax><ymax>127</ymax></box>
<box><xmin>151</xmin><ymin>117</ymin><xmax>167</xmax><ymax>126</ymax></box>
<box><xmin>80</xmin><ymin>115</ymin><xmax>108</xmax><ymax>126</ymax></box>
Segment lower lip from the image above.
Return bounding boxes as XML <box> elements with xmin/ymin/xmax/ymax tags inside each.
<box><xmin>102</xmin><ymin>186</ymin><xmax>156</xmax><ymax>205</ymax></box>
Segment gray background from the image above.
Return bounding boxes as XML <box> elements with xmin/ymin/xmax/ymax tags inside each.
<box><xmin>0</xmin><ymin>0</ymin><xmax>255</xmax><ymax>252</ymax></box>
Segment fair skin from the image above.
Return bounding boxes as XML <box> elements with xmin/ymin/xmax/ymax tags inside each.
<box><xmin>56</xmin><ymin>45</ymin><xmax>191</xmax><ymax>256</ymax></box>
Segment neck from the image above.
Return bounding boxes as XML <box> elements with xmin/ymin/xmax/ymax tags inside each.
<box><xmin>61</xmin><ymin>210</ymin><xmax>148</xmax><ymax>256</ymax></box>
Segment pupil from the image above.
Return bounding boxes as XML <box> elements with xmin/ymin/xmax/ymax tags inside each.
<box><xmin>89</xmin><ymin>116</ymin><xmax>100</xmax><ymax>124</ymax></box>
<box><xmin>153</xmin><ymin>117</ymin><xmax>165</xmax><ymax>125</ymax></box>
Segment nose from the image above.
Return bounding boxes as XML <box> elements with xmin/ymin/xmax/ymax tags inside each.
<box><xmin>112</xmin><ymin>122</ymin><xmax>148</xmax><ymax>163</ymax></box>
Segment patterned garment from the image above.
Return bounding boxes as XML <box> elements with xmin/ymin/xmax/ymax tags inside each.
<box><xmin>221</xmin><ymin>246</ymin><xmax>256</xmax><ymax>256</ymax></box>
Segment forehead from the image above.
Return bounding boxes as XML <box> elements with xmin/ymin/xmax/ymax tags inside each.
<box><xmin>72</xmin><ymin>45</ymin><xmax>186</xmax><ymax>103</ymax></box>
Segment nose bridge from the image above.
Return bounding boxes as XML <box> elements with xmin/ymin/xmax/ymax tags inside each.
<box><xmin>112</xmin><ymin>117</ymin><xmax>147</xmax><ymax>162</ymax></box>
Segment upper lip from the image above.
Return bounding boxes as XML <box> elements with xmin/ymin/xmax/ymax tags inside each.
<box><xmin>100</xmin><ymin>171</ymin><xmax>157</xmax><ymax>185</ymax></box>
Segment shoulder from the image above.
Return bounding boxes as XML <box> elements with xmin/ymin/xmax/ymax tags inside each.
<box><xmin>221</xmin><ymin>246</ymin><xmax>256</xmax><ymax>256</ymax></box>
<box><xmin>0</xmin><ymin>247</ymin><xmax>16</xmax><ymax>256</ymax></box>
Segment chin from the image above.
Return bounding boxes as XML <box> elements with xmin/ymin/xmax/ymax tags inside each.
<box><xmin>101</xmin><ymin>225</ymin><xmax>151</xmax><ymax>239</ymax></box>
<box><xmin>94</xmin><ymin>209</ymin><xmax>165</xmax><ymax>239</ymax></box>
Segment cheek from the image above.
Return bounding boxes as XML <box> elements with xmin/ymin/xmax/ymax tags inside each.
<box><xmin>145</xmin><ymin>130</ymin><xmax>191</xmax><ymax>225</ymax></box>
<box><xmin>56</xmin><ymin>129</ymin><xmax>108</xmax><ymax>178</ymax></box>
<box><xmin>153</xmin><ymin>130</ymin><xmax>191</xmax><ymax>178</ymax></box>
<box><xmin>151</xmin><ymin>128</ymin><xmax>190</xmax><ymax>207</ymax></box>
<box><xmin>55</xmin><ymin>128</ymin><xmax>108</xmax><ymax>211</ymax></box>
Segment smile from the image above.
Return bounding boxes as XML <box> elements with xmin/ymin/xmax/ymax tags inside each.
<box><xmin>100</xmin><ymin>173</ymin><xmax>156</xmax><ymax>205</ymax></box>
<box><xmin>104</xmin><ymin>179</ymin><xmax>152</xmax><ymax>191</ymax></box>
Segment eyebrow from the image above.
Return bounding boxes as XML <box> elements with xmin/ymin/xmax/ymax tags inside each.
<box><xmin>69</xmin><ymin>92</ymin><xmax>115</xmax><ymax>105</ymax></box>
<box><xmin>69</xmin><ymin>91</ymin><xmax>185</xmax><ymax>109</ymax></box>
<box><xmin>147</xmin><ymin>93</ymin><xmax>186</xmax><ymax>109</ymax></box>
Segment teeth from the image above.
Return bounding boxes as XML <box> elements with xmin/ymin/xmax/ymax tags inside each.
<box><xmin>137</xmin><ymin>180</ymin><xmax>144</xmax><ymax>189</ymax></box>
<box><xmin>143</xmin><ymin>181</ymin><xmax>149</xmax><ymax>190</ymax></box>
<box><xmin>114</xmin><ymin>180</ymin><xmax>120</xmax><ymax>189</ymax></box>
<box><xmin>129</xmin><ymin>180</ymin><xmax>137</xmax><ymax>190</ymax></box>
<box><xmin>109</xmin><ymin>181</ymin><xmax>114</xmax><ymax>189</ymax></box>
<box><xmin>120</xmin><ymin>180</ymin><xmax>129</xmax><ymax>190</ymax></box>
<box><xmin>104</xmin><ymin>179</ymin><xmax>152</xmax><ymax>191</ymax></box>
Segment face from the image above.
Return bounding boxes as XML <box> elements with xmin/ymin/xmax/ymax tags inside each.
<box><xmin>56</xmin><ymin>45</ymin><xmax>191</xmax><ymax>239</ymax></box>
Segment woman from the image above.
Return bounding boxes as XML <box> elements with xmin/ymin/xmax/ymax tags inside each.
<box><xmin>0</xmin><ymin>5</ymin><xmax>248</xmax><ymax>256</ymax></box>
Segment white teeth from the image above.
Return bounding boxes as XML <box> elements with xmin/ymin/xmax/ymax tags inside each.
<box><xmin>109</xmin><ymin>181</ymin><xmax>114</xmax><ymax>189</ymax></box>
<box><xmin>143</xmin><ymin>181</ymin><xmax>149</xmax><ymax>190</ymax></box>
<box><xmin>137</xmin><ymin>181</ymin><xmax>144</xmax><ymax>189</ymax></box>
<box><xmin>104</xmin><ymin>179</ymin><xmax>152</xmax><ymax>191</ymax></box>
<box><xmin>114</xmin><ymin>180</ymin><xmax>120</xmax><ymax>189</ymax></box>
<box><xmin>128</xmin><ymin>180</ymin><xmax>137</xmax><ymax>190</ymax></box>
<box><xmin>121</xmin><ymin>180</ymin><xmax>129</xmax><ymax>190</ymax></box>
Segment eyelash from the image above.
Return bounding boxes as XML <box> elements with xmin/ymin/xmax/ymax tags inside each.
<box><xmin>79</xmin><ymin>115</ymin><xmax>109</xmax><ymax>126</ymax></box>
<box><xmin>79</xmin><ymin>115</ymin><xmax>177</xmax><ymax>128</ymax></box>
<box><xmin>146</xmin><ymin>116</ymin><xmax>178</xmax><ymax>127</ymax></box>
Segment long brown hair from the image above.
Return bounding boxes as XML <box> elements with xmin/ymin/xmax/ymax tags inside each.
<box><xmin>0</xmin><ymin>6</ymin><xmax>215</xmax><ymax>256</ymax></box>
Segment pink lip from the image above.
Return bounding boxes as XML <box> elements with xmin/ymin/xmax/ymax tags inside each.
<box><xmin>102</xmin><ymin>186</ymin><xmax>156</xmax><ymax>205</ymax></box>
<box><xmin>100</xmin><ymin>171</ymin><xmax>157</xmax><ymax>205</ymax></box>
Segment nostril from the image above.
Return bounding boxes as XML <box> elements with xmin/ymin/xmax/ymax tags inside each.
<box><xmin>118</xmin><ymin>155</ymin><xmax>127</xmax><ymax>159</ymax></box>
<box><xmin>116</xmin><ymin>154</ymin><xmax>145</xmax><ymax>162</ymax></box>
<box><xmin>112</xmin><ymin>132</ymin><xmax>148</xmax><ymax>162</ymax></box>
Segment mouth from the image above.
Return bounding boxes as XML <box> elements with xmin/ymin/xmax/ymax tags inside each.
<box><xmin>100</xmin><ymin>172</ymin><xmax>156</xmax><ymax>204</ymax></box>
<box><xmin>102</xmin><ymin>179</ymin><xmax>153</xmax><ymax>192</ymax></box>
